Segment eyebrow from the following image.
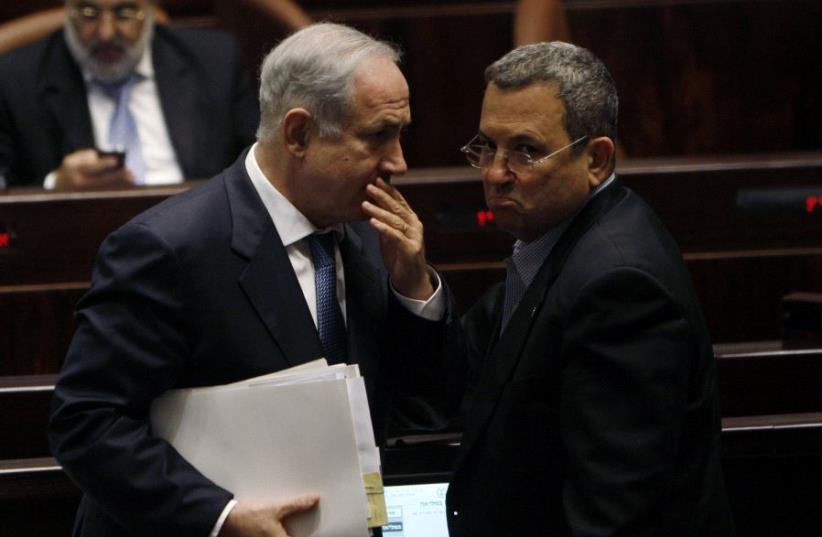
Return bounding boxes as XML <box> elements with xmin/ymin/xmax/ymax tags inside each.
<box><xmin>476</xmin><ymin>131</ymin><xmax>543</xmax><ymax>146</ymax></box>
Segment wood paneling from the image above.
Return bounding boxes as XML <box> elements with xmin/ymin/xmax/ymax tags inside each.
<box><xmin>6</xmin><ymin>347</ymin><xmax>821</xmax><ymax>459</ymax></box>
<box><xmin>2</xmin><ymin>1</ymin><xmax>820</xmax><ymax>165</ymax></box>
<box><xmin>2</xmin><ymin>154</ymin><xmax>821</xmax><ymax>376</ymax></box>
<box><xmin>0</xmin><ymin>285</ymin><xmax>84</xmax><ymax>376</ymax></box>
<box><xmin>317</xmin><ymin>0</ymin><xmax>822</xmax><ymax>165</ymax></box>
<box><xmin>2</xmin><ymin>412</ymin><xmax>821</xmax><ymax>537</ymax></box>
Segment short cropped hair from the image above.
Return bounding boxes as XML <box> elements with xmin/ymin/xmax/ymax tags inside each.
<box><xmin>257</xmin><ymin>23</ymin><xmax>401</xmax><ymax>142</ymax></box>
<box><xmin>485</xmin><ymin>41</ymin><xmax>618</xmax><ymax>153</ymax></box>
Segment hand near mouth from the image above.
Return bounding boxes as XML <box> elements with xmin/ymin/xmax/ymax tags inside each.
<box><xmin>362</xmin><ymin>177</ymin><xmax>435</xmax><ymax>301</ymax></box>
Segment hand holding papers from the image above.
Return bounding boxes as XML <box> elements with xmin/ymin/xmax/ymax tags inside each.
<box><xmin>150</xmin><ymin>360</ymin><xmax>387</xmax><ymax>537</ymax></box>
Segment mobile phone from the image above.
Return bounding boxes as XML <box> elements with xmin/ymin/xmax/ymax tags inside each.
<box><xmin>96</xmin><ymin>148</ymin><xmax>126</xmax><ymax>169</ymax></box>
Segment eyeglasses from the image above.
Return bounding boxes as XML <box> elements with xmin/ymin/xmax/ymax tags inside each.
<box><xmin>68</xmin><ymin>3</ymin><xmax>147</xmax><ymax>24</ymax></box>
<box><xmin>460</xmin><ymin>135</ymin><xmax>589</xmax><ymax>174</ymax></box>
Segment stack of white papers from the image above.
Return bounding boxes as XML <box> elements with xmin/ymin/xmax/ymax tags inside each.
<box><xmin>150</xmin><ymin>359</ymin><xmax>386</xmax><ymax>537</ymax></box>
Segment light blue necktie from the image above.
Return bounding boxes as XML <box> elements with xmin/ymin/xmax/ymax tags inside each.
<box><xmin>307</xmin><ymin>233</ymin><xmax>348</xmax><ymax>364</ymax></box>
<box><xmin>96</xmin><ymin>76</ymin><xmax>147</xmax><ymax>184</ymax></box>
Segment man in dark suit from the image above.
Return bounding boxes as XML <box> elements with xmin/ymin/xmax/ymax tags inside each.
<box><xmin>394</xmin><ymin>42</ymin><xmax>735</xmax><ymax>536</ymax></box>
<box><xmin>49</xmin><ymin>22</ymin><xmax>439</xmax><ymax>537</ymax></box>
<box><xmin>0</xmin><ymin>0</ymin><xmax>258</xmax><ymax>189</ymax></box>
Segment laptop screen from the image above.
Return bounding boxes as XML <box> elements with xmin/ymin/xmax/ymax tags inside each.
<box><xmin>383</xmin><ymin>482</ymin><xmax>450</xmax><ymax>537</ymax></box>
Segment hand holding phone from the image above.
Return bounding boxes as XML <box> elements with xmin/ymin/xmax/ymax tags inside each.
<box><xmin>53</xmin><ymin>148</ymin><xmax>134</xmax><ymax>190</ymax></box>
<box><xmin>96</xmin><ymin>148</ymin><xmax>126</xmax><ymax>169</ymax></box>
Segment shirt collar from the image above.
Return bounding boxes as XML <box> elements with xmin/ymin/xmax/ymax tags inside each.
<box><xmin>510</xmin><ymin>172</ymin><xmax>616</xmax><ymax>288</ymax></box>
<box><xmin>510</xmin><ymin>219</ymin><xmax>570</xmax><ymax>289</ymax></box>
<box><xmin>245</xmin><ymin>143</ymin><xmax>343</xmax><ymax>247</ymax></box>
<box><xmin>592</xmin><ymin>171</ymin><xmax>616</xmax><ymax>197</ymax></box>
<box><xmin>133</xmin><ymin>43</ymin><xmax>153</xmax><ymax>79</ymax></box>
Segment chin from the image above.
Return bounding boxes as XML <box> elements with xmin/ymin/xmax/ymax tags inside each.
<box><xmin>352</xmin><ymin>207</ymin><xmax>370</xmax><ymax>223</ymax></box>
<box><xmin>336</xmin><ymin>206</ymin><xmax>367</xmax><ymax>225</ymax></box>
<box><xmin>491</xmin><ymin>213</ymin><xmax>518</xmax><ymax>236</ymax></box>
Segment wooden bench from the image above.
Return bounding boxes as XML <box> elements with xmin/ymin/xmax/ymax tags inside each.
<box><xmin>4</xmin><ymin>154</ymin><xmax>820</xmax><ymax>284</ymax></box>
<box><xmin>5</xmin><ymin>344</ymin><xmax>822</xmax><ymax>458</ymax></box>
<box><xmin>177</xmin><ymin>0</ymin><xmax>822</xmax><ymax>163</ymax></box>
<box><xmin>2</xmin><ymin>1</ymin><xmax>819</xmax><ymax>167</ymax></box>
<box><xmin>0</xmin><ymin>457</ymin><xmax>80</xmax><ymax>536</ymax></box>
<box><xmin>0</xmin><ymin>375</ymin><xmax>55</xmax><ymax>459</ymax></box>
<box><xmin>782</xmin><ymin>292</ymin><xmax>822</xmax><ymax>345</ymax></box>
<box><xmin>714</xmin><ymin>343</ymin><xmax>822</xmax><ymax>417</ymax></box>
<box><xmin>2</xmin><ymin>409</ymin><xmax>820</xmax><ymax>537</ymax></box>
<box><xmin>0</xmin><ymin>285</ymin><xmax>83</xmax><ymax>375</ymax></box>
<box><xmin>2</xmin><ymin>341</ymin><xmax>820</xmax><ymax>536</ymax></box>
<box><xmin>3</xmin><ymin>154</ymin><xmax>822</xmax><ymax>374</ymax></box>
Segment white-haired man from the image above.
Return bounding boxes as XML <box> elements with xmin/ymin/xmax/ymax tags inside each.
<box><xmin>0</xmin><ymin>0</ymin><xmax>258</xmax><ymax>189</ymax></box>
<box><xmin>49</xmin><ymin>22</ymin><xmax>441</xmax><ymax>537</ymax></box>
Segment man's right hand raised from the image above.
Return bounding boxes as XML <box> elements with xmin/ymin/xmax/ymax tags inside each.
<box><xmin>218</xmin><ymin>495</ymin><xmax>320</xmax><ymax>537</ymax></box>
<box><xmin>53</xmin><ymin>148</ymin><xmax>135</xmax><ymax>190</ymax></box>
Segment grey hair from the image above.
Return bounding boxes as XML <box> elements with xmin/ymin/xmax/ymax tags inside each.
<box><xmin>485</xmin><ymin>41</ymin><xmax>618</xmax><ymax>153</ymax></box>
<box><xmin>256</xmin><ymin>22</ymin><xmax>401</xmax><ymax>142</ymax></box>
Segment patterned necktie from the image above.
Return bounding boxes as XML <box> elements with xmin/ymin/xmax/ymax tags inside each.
<box><xmin>95</xmin><ymin>75</ymin><xmax>147</xmax><ymax>184</ymax></box>
<box><xmin>500</xmin><ymin>256</ymin><xmax>526</xmax><ymax>334</ymax></box>
<box><xmin>307</xmin><ymin>233</ymin><xmax>348</xmax><ymax>364</ymax></box>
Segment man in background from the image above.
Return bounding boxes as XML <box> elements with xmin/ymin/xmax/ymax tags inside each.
<box><xmin>0</xmin><ymin>0</ymin><xmax>258</xmax><ymax>189</ymax></box>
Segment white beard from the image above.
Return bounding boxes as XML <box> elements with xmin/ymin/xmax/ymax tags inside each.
<box><xmin>64</xmin><ymin>10</ymin><xmax>155</xmax><ymax>82</ymax></box>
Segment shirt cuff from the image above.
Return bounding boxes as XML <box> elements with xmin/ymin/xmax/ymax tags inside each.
<box><xmin>391</xmin><ymin>267</ymin><xmax>445</xmax><ymax>321</ymax></box>
<box><xmin>210</xmin><ymin>499</ymin><xmax>237</xmax><ymax>537</ymax></box>
<box><xmin>43</xmin><ymin>171</ymin><xmax>57</xmax><ymax>190</ymax></box>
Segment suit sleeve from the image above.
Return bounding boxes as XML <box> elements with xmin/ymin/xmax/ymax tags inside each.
<box><xmin>386</xmin><ymin>279</ymin><xmax>502</xmax><ymax>431</ymax></box>
<box><xmin>386</xmin><ymin>286</ymin><xmax>463</xmax><ymax>431</ymax></box>
<box><xmin>559</xmin><ymin>267</ymin><xmax>695</xmax><ymax>537</ymax></box>
<box><xmin>48</xmin><ymin>221</ymin><xmax>233</xmax><ymax>537</ymax></box>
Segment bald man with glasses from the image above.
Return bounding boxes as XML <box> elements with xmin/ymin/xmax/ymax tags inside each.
<box><xmin>0</xmin><ymin>0</ymin><xmax>258</xmax><ymax>189</ymax></box>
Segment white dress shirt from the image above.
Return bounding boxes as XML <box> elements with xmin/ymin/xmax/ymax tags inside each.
<box><xmin>245</xmin><ymin>143</ymin><xmax>347</xmax><ymax>327</ymax></box>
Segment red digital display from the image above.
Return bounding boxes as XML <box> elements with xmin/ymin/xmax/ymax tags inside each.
<box><xmin>0</xmin><ymin>231</ymin><xmax>10</xmax><ymax>248</ymax></box>
<box><xmin>807</xmin><ymin>195</ymin><xmax>822</xmax><ymax>214</ymax></box>
<box><xmin>475</xmin><ymin>210</ymin><xmax>495</xmax><ymax>228</ymax></box>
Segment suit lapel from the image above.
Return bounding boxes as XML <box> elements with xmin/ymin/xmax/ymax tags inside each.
<box><xmin>153</xmin><ymin>27</ymin><xmax>200</xmax><ymax>178</ymax></box>
<box><xmin>225</xmin><ymin>155</ymin><xmax>325</xmax><ymax>367</ymax></box>
<box><xmin>39</xmin><ymin>32</ymin><xmax>95</xmax><ymax>155</ymax></box>
<box><xmin>455</xmin><ymin>179</ymin><xmax>628</xmax><ymax>469</ymax></box>
<box><xmin>455</xmin><ymin>259</ymin><xmax>559</xmax><ymax>465</ymax></box>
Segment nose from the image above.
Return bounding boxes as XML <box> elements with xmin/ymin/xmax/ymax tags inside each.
<box><xmin>483</xmin><ymin>150</ymin><xmax>513</xmax><ymax>186</ymax></box>
<box><xmin>96</xmin><ymin>11</ymin><xmax>117</xmax><ymax>40</ymax></box>
<box><xmin>380</xmin><ymin>139</ymin><xmax>408</xmax><ymax>177</ymax></box>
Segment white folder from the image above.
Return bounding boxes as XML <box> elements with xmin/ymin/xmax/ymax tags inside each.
<box><xmin>150</xmin><ymin>361</ymin><xmax>382</xmax><ymax>537</ymax></box>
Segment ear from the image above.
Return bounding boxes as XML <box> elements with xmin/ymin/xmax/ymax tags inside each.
<box><xmin>585</xmin><ymin>136</ymin><xmax>615</xmax><ymax>188</ymax></box>
<box><xmin>282</xmin><ymin>108</ymin><xmax>313</xmax><ymax>157</ymax></box>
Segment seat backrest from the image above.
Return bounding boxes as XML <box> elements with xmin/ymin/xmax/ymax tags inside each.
<box><xmin>0</xmin><ymin>6</ymin><xmax>171</xmax><ymax>55</ymax></box>
<box><xmin>0</xmin><ymin>7</ymin><xmax>64</xmax><ymax>55</ymax></box>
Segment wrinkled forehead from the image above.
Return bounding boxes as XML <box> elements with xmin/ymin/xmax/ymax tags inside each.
<box><xmin>480</xmin><ymin>82</ymin><xmax>567</xmax><ymax>139</ymax></box>
<box><xmin>347</xmin><ymin>58</ymin><xmax>411</xmax><ymax>125</ymax></box>
<box><xmin>352</xmin><ymin>58</ymin><xmax>409</xmax><ymax>102</ymax></box>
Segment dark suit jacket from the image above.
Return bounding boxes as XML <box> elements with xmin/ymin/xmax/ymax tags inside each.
<box><xmin>48</xmin><ymin>153</ymin><xmax>410</xmax><ymax>536</ymax></box>
<box><xmin>400</xmin><ymin>179</ymin><xmax>734</xmax><ymax>537</ymax></box>
<box><xmin>0</xmin><ymin>25</ymin><xmax>258</xmax><ymax>186</ymax></box>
